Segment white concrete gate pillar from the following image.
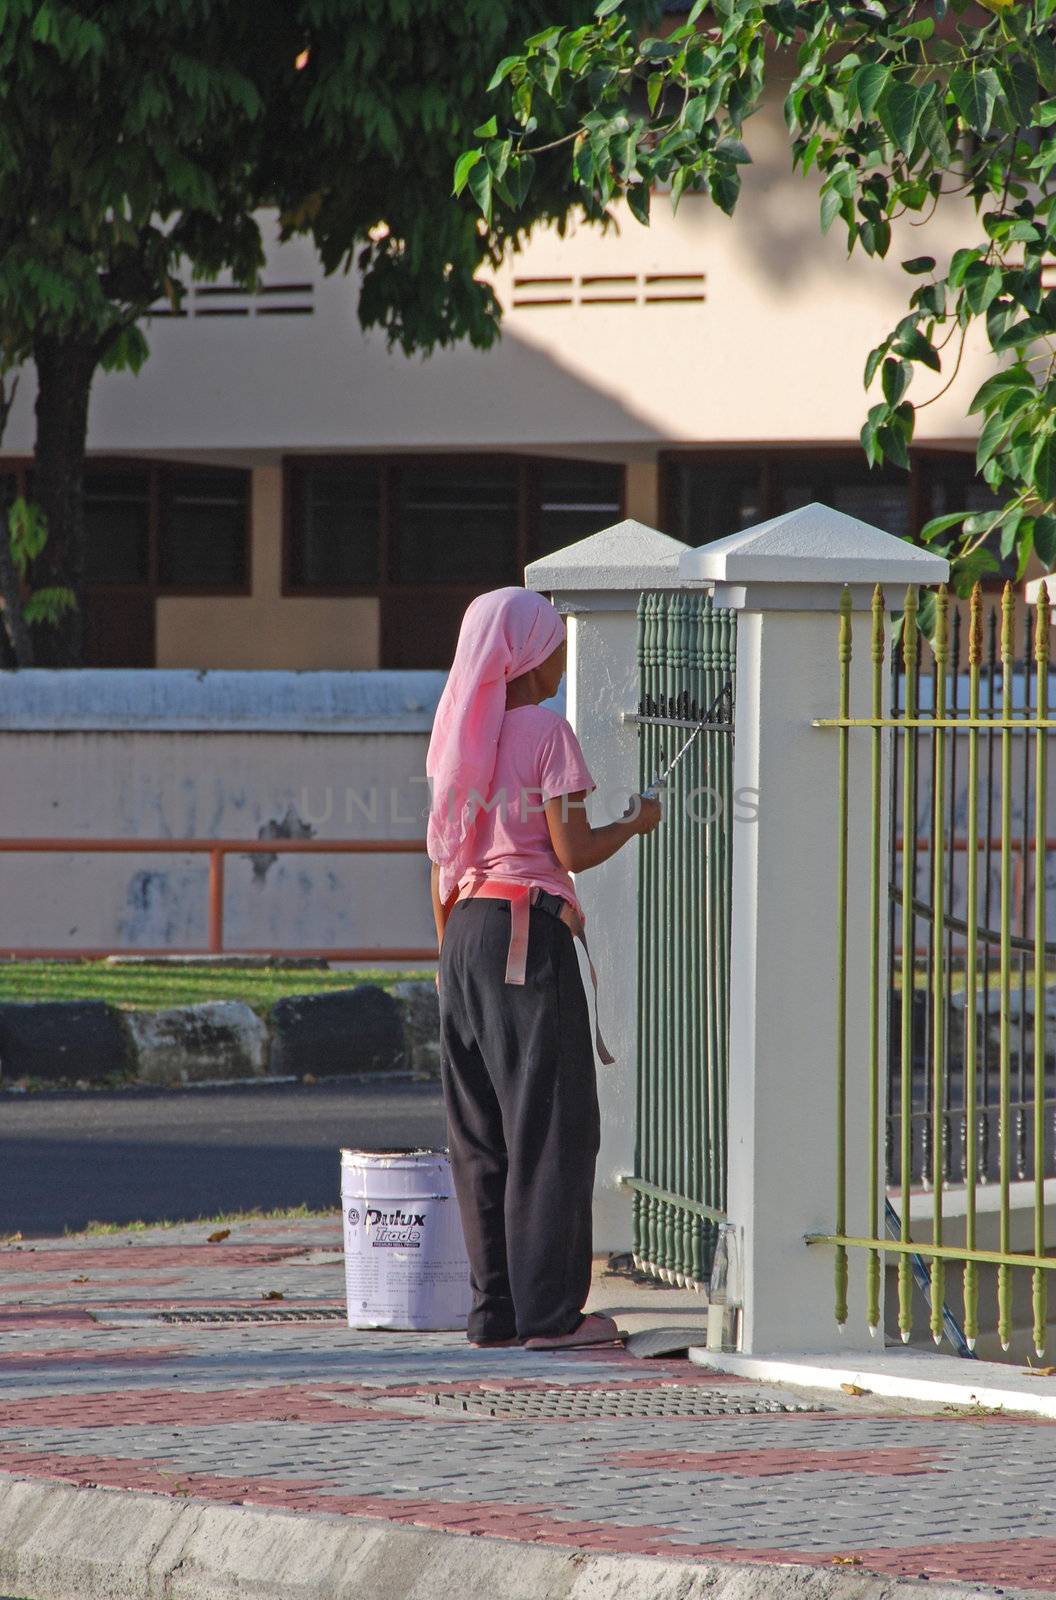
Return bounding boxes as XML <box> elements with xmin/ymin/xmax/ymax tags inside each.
<box><xmin>680</xmin><ymin>503</ymin><xmax>948</xmax><ymax>1354</ymax></box>
<box><xmin>526</xmin><ymin>520</ymin><xmax>690</xmax><ymax>1252</ymax></box>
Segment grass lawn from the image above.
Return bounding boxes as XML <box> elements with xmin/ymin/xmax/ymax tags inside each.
<box><xmin>0</xmin><ymin>961</ymin><xmax>432</xmax><ymax>1012</ymax></box>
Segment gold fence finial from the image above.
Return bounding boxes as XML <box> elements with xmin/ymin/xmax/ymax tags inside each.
<box><xmin>838</xmin><ymin>584</ymin><xmax>852</xmax><ymax>663</ymax></box>
<box><xmin>902</xmin><ymin>585</ymin><xmax>918</xmax><ymax>671</ymax></box>
<box><xmin>1036</xmin><ymin>581</ymin><xmax>1051</xmax><ymax>668</ymax></box>
<box><xmin>969</xmin><ymin>581</ymin><xmax>983</xmax><ymax>668</ymax></box>
<box><xmin>933</xmin><ymin>583</ymin><xmax>949</xmax><ymax>667</ymax></box>
<box><xmin>872</xmin><ymin>585</ymin><xmax>886</xmax><ymax>662</ymax></box>
<box><xmin>1001</xmin><ymin>579</ymin><xmax>1016</xmax><ymax>662</ymax></box>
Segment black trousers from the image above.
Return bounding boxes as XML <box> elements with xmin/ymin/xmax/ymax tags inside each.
<box><xmin>438</xmin><ymin>898</ymin><xmax>601</xmax><ymax>1342</ymax></box>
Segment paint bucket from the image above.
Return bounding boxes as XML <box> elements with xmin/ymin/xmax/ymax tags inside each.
<box><xmin>340</xmin><ymin>1148</ymin><xmax>471</xmax><ymax>1331</ymax></box>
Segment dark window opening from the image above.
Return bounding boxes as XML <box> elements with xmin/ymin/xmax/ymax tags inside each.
<box><xmin>531</xmin><ymin>461</ymin><xmax>623</xmax><ymax>559</ymax></box>
<box><xmin>160</xmin><ymin>470</ymin><xmax>248</xmax><ymax>588</ymax></box>
<box><xmin>391</xmin><ymin>463</ymin><xmax>520</xmax><ymax>585</ymax></box>
<box><xmin>84</xmin><ymin>469</ymin><xmax>151</xmax><ymax>585</ymax></box>
<box><xmin>661</xmin><ymin>448</ymin><xmax>992</xmax><ymax>557</ymax></box>
<box><xmin>285</xmin><ymin>454</ymin><xmax>626</xmax><ymax>668</ymax></box>
<box><xmin>292</xmin><ymin>462</ymin><xmax>381</xmax><ymax>587</ymax></box>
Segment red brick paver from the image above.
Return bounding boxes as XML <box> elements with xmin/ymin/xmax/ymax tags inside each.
<box><xmin>2</xmin><ymin>1217</ymin><xmax>1054</xmax><ymax>1597</ymax></box>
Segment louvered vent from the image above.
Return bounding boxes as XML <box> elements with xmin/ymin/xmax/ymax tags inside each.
<box><xmin>148</xmin><ymin>280</ymin><xmax>315</xmax><ymax>319</ymax></box>
<box><xmin>511</xmin><ymin>271</ymin><xmax>705</xmax><ymax>309</ymax></box>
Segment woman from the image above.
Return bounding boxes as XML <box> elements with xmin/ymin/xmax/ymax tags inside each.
<box><xmin>427</xmin><ymin>586</ymin><xmax>661</xmax><ymax>1350</ymax></box>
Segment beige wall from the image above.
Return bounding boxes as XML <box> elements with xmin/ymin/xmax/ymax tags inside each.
<box><xmin>624</xmin><ymin>460</ymin><xmax>659</xmax><ymax>526</ymax></box>
<box><xmin>156</xmin><ymin>466</ymin><xmax>381</xmax><ymax>670</ymax></box>
<box><xmin>0</xmin><ymin>87</ymin><xmax>987</xmax><ymax>460</ymax></box>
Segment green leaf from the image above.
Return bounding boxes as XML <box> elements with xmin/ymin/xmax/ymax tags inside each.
<box><xmin>1038</xmin><ymin>100</ymin><xmax>1056</xmax><ymax>127</ymax></box>
<box><xmin>968</xmin><ymin>364</ymin><xmax>1034</xmax><ymax>415</ymax></box>
<box><xmin>948</xmin><ymin>247</ymin><xmax>983</xmax><ymax>289</ymax></box>
<box><xmin>859</xmin><ymin>217</ymin><xmax>891</xmax><ymax>257</ymax></box>
<box><xmin>626</xmin><ymin>183</ymin><xmax>651</xmax><ymax>225</ymax></box>
<box><xmin>999</xmin><ymin>507</ymin><xmax>1024</xmax><ymax>561</ymax></box>
<box><xmin>1032</xmin><ymin>432</ymin><xmax>1056</xmax><ymax>500</ymax></box>
<box><xmin>523</xmin><ymin>26</ymin><xmax>562</xmax><ymax>48</ymax></box>
<box><xmin>893</xmin><ymin>327</ymin><xmax>941</xmax><ymax>371</ymax></box>
<box><xmin>594</xmin><ymin>0</ymin><xmax>624</xmax><ymax>14</ymax></box>
<box><xmin>714</xmin><ymin>137</ymin><xmax>751</xmax><ymax>164</ymax></box>
<box><xmin>921</xmin><ymin>511</ymin><xmax>973</xmax><ymax>543</ymax></box>
<box><xmin>684</xmin><ymin>96</ymin><xmax>711</xmax><ymax>135</ymax></box>
<box><xmin>901</xmin><ymin>256</ymin><xmax>935</xmax><ymax>276</ymax></box>
<box><xmin>852</xmin><ymin>61</ymin><xmax>887</xmax><ymax>120</ymax></box>
<box><xmin>877</xmin><ymin>78</ymin><xmax>932</xmax><ymax>154</ymax></box>
<box><xmin>486</xmin><ymin>56</ymin><xmax>522</xmax><ymax>93</ymax></box>
<box><xmin>22</xmin><ymin>586</ymin><xmax>76</xmax><ymax>627</ymax></box>
<box><xmin>882</xmin><ymin>357</ymin><xmax>911</xmax><ymax>406</ymax></box>
<box><xmin>976</xmin><ymin>407</ymin><xmax>1009</xmax><ymax>470</ymax></box>
<box><xmin>709</xmin><ymin>165</ymin><xmax>740</xmax><ymax>215</ymax></box>
<box><xmin>820</xmin><ymin>182</ymin><xmax>845</xmax><ymax>233</ymax></box>
<box><xmin>1035</xmin><ymin>512</ymin><xmax>1056</xmax><ymax>568</ymax></box>
<box><xmin>7</xmin><ymin>497</ymin><xmax>48</xmax><ymax>574</ymax></box>
<box><xmin>916</xmin><ymin>96</ymin><xmax>952</xmax><ymax>165</ymax></box>
<box><xmin>950</xmin><ymin>66</ymin><xmax>1001</xmax><ymax>136</ymax></box>
<box><xmin>864</xmin><ymin>344</ymin><xmax>888</xmax><ymax>388</ymax></box>
<box><xmin>467</xmin><ymin>160</ymin><xmax>492</xmax><ymax>223</ymax></box>
<box><xmin>472</xmin><ymin>116</ymin><xmax>497</xmax><ymax>139</ymax></box>
<box><xmin>100</xmin><ymin>325</ymin><xmax>149</xmax><ymax>374</ymax></box>
<box><xmin>895</xmin><ymin>16</ymin><xmax>935</xmax><ymax>39</ymax></box>
<box><xmin>964</xmin><ymin>262</ymin><xmax>1003</xmax><ymax>314</ymax></box>
<box><xmin>452</xmin><ymin>149</ymin><xmax>482</xmax><ymax>197</ymax></box>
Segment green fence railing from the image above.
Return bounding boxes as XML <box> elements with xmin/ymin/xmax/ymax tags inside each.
<box><xmin>814</xmin><ymin>581</ymin><xmax>1056</xmax><ymax>1358</ymax></box>
<box><xmin>626</xmin><ymin>590</ymin><xmax>736</xmax><ymax>1289</ymax></box>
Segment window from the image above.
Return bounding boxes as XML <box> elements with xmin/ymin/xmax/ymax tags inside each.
<box><xmin>391</xmin><ymin>461</ymin><xmax>520</xmax><ymax>585</ymax></box>
<box><xmin>84</xmin><ymin>469</ymin><xmax>151</xmax><ymax>584</ymax></box>
<box><xmin>81</xmin><ymin>462</ymin><xmax>248</xmax><ymax>592</ymax></box>
<box><xmin>160</xmin><ymin>470</ymin><xmax>248</xmax><ymax>588</ymax></box>
<box><xmin>662</xmin><ymin>450</ymin><xmax>914</xmax><ymax>545</ymax></box>
<box><xmin>289</xmin><ymin>461</ymin><xmax>380</xmax><ymax>587</ymax></box>
<box><xmin>285</xmin><ymin>455</ymin><xmax>625</xmax><ymax>668</ymax></box>
<box><xmin>531</xmin><ymin>461</ymin><xmax>623</xmax><ymax>558</ymax></box>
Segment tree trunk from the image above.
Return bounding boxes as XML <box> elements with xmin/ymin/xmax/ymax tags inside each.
<box><xmin>31</xmin><ymin>333</ymin><xmax>99</xmax><ymax>666</ymax></box>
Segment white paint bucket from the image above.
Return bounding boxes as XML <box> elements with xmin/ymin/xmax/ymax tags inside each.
<box><xmin>340</xmin><ymin>1148</ymin><xmax>471</xmax><ymax>1331</ymax></box>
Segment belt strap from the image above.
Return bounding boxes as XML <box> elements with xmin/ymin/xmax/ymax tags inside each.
<box><xmin>455</xmin><ymin>879</ymin><xmax>615</xmax><ymax>1066</ymax></box>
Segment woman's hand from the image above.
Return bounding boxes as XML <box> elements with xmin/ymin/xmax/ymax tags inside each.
<box><xmin>546</xmin><ymin>789</ymin><xmax>662</xmax><ymax>874</ymax></box>
<box><xmin>626</xmin><ymin>794</ymin><xmax>662</xmax><ymax>835</ymax></box>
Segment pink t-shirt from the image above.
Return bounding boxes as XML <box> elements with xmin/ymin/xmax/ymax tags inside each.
<box><xmin>458</xmin><ymin>704</ymin><xmax>594</xmax><ymax>913</ymax></box>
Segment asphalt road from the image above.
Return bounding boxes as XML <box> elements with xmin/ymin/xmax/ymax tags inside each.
<box><xmin>0</xmin><ymin>1077</ymin><xmax>448</xmax><ymax>1237</ymax></box>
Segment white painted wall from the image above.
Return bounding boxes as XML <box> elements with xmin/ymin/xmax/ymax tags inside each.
<box><xmin>0</xmin><ymin>672</ymin><xmax>443</xmax><ymax>955</ymax></box>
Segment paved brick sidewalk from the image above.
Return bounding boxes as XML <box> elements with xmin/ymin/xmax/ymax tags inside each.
<box><xmin>1</xmin><ymin>1217</ymin><xmax>1055</xmax><ymax>1595</ymax></box>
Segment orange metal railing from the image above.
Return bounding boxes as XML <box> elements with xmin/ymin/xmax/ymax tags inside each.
<box><xmin>0</xmin><ymin>837</ymin><xmax>434</xmax><ymax>962</ymax></box>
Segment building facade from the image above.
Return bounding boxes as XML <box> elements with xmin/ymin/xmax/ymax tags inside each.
<box><xmin>0</xmin><ymin>94</ymin><xmax>1007</xmax><ymax>671</ymax></box>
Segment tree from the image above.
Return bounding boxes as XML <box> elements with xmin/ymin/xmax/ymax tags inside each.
<box><xmin>457</xmin><ymin>0</ymin><xmax>1056</xmax><ymax>594</ymax></box>
<box><xmin>0</xmin><ymin>0</ymin><xmax>598</xmax><ymax>665</ymax></box>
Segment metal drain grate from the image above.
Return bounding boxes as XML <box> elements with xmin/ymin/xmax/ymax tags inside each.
<box><xmin>426</xmin><ymin>1386</ymin><xmax>827</xmax><ymax>1420</ymax></box>
<box><xmin>152</xmin><ymin>1306</ymin><xmax>346</xmax><ymax>1326</ymax></box>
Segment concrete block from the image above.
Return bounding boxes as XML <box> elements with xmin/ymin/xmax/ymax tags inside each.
<box><xmin>391</xmin><ymin>978</ymin><xmax>441</xmax><ymax>1077</ymax></box>
<box><xmin>125</xmin><ymin>1000</ymin><xmax>268</xmax><ymax>1085</ymax></box>
<box><xmin>0</xmin><ymin>999</ymin><xmax>132</xmax><ymax>1083</ymax></box>
<box><xmin>268</xmin><ymin>985</ymin><xmax>406</xmax><ymax>1077</ymax></box>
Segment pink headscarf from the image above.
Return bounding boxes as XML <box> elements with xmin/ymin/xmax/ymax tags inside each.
<box><xmin>427</xmin><ymin>587</ymin><xmax>566</xmax><ymax>902</ymax></box>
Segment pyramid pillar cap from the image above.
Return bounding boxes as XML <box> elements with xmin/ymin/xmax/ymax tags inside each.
<box><xmin>679</xmin><ymin>502</ymin><xmax>949</xmax><ymax>611</ymax></box>
<box><xmin>526</xmin><ymin>519</ymin><xmax>691</xmax><ymax>613</ymax></box>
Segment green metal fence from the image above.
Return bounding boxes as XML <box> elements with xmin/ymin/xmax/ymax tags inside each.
<box><xmin>815</xmin><ymin>580</ymin><xmax>1056</xmax><ymax>1356</ymax></box>
<box><xmin>626</xmin><ymin>590</ymin><xmax>736</xmax><ymax>1289</ymax></box>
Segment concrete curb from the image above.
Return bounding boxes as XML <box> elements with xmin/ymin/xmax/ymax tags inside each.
<box><xmin>0</xmin><ymin>1476</ymin><xmax>1035</xmax><ymax>1600</ymax></box>
<box><xmin>0</xmin><ymin>981</ymin><xmax>441</xmax><ymax>1089</ymax></box>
